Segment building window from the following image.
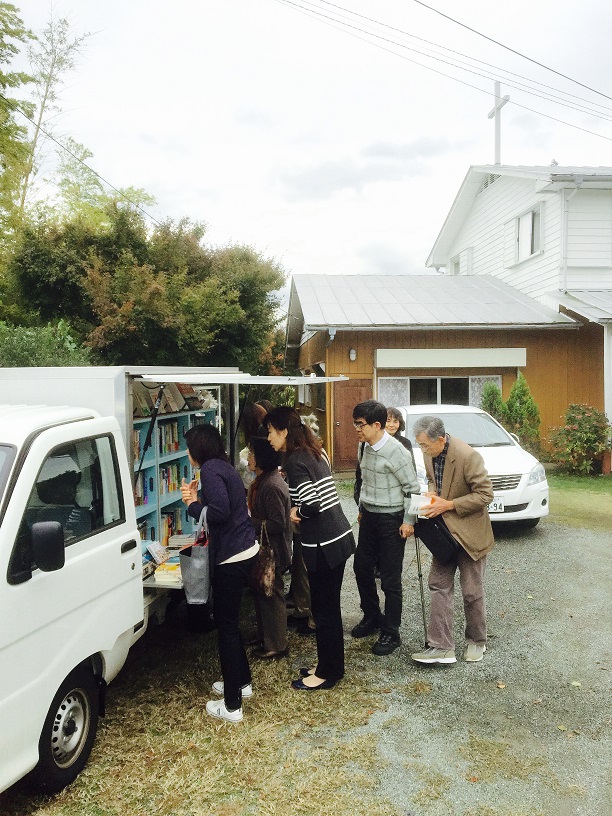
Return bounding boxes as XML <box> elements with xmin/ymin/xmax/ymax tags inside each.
<box><xmin>378</xmin><ymin>376</ymin><xmax>501</xmax><ymax>408</ymax></box>
<box><xmin>516</xmin><ymin>207</ymin><xmax>542</xmax><ymax>262</ymax></box>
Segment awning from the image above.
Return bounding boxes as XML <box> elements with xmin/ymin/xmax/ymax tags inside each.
<box><xmin>552</xmin><ymin>290</ymin><xmax>612</xmax><ymax>323</ymax></box>
<box><xmin>139</xmin><ymin>373</ymin><xmax>348</xmax><ymax>385</ymax></box>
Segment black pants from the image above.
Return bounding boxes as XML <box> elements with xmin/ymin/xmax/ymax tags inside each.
<box><xmin>354</xmin><ymin>508</ymin><xmax>406</xmax><ymax>637</ymax></box>
<box><xmin>308</xmin><ymin>545</ymin><xmax>346</xmax><ymax>682</ymax></box>
<box><xmin>212</xmin><ymin>555</ymin><xmax>257</xmax><ymax>711</ymax></box>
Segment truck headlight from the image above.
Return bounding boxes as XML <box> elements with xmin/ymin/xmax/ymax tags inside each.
<box><xmin>527</xmin><ymin>463</ymin><xmax>546</xmax><ymax>486</ymax></box>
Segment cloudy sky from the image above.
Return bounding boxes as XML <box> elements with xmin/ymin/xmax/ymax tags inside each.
<box><xmin>15</xmin><ymin>0</ymin><xmax>612</xmax><ymax>280</ymax></box>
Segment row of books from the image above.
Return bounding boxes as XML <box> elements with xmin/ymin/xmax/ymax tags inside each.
<box><xmin>159</xmin><ymin>462</ymin><xmax>184</xmax><ymax>495</ymax></box>
<box><xmin>159</xmin><ymin>420</ymin><xmax>181</xmax><ymax>455</ymax></box>
<box><xmin>133</xmin><ymin>381</ymin><xmax>213</xmax><ymax>418</ymax></box>
<box><xmin>160</xmin><ymin>508</ymin><xmax>185</xmax><ymax>546</ymax></box>
<box><xmin>134</xmin><ymin>471</ymin><xmax>152</xmax><ymax>507</ymax></box>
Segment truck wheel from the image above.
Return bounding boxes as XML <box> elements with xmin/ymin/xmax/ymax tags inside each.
<box><xmin>30</xmin><ymin>666</ymin><xmax>99</xmax><ymax>793</ymax></box>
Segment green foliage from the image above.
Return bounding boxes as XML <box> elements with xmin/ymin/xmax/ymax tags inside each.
<box><xmin>0</xmin><ymin>3</ymin><xmax>33</xmax><ymax>254</ymax></box>
<box><xmin>480</xmin><ymin>381</ymin><xmax>506</xmax><ymax>424</ymax></box>
<box><xmin>0</xmin><ymin>318</ymin><xmax>90</xmax><ymax>365</ymax></box>
<box><xmin>504</xmin><ymin>373</ymin><xmax>541</xmax><ymax>454</ymax></box>
<box><xmin>549</xmin><ymin>404</ymin><xmax>611</xmax><ymax>475</ymax></box>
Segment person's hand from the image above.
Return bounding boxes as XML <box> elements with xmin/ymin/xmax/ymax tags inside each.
<box><xmin>357</xmin><ymin>512</ymin><xmax>362</xmax><ymax>524</ymax></box>
<box><xmin>290</xmin><ymin>506</ymin><xmax>301</xmax><ymax>524</ymax></box>
<box><xmin>181</xmin><ymin>477</ymin><xmax>199</xmax><ymax>506</ymax></box>
<box><xmin>419</xmin><ymin>495</ymin><xmax>454</xmax><ymax>518</ymax></box>
<box><xmin>399</xmin><ymin>523</ymin><xmax>414</xmax><ymax>539</ymax></box>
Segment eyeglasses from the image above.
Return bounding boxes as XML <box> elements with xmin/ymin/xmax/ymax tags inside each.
<box><xmin>353</xmin><ymin>421</ymin><xmax>369</xmax><ymax>429</ymax></box>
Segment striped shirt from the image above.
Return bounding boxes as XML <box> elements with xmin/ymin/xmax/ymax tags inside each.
<box><xmin>283</xmin><ymin>448</ymin><xmax>355</xmax><ymax>571</ymax></box>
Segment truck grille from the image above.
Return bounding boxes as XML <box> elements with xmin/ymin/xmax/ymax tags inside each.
<box><xmin>490</xmin><ymin>474</ymin><xmax>521</xmax><ymax>491</ymax></box>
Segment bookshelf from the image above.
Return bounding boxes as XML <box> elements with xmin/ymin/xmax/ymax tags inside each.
<box><xmin>133</xmin><ymin>407</ymin><xmax>216</xmax><ymax>544</ymax></box>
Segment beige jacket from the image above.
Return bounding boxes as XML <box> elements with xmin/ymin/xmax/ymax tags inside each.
<box><xmin>425</xmin><ymin>436</ymin><xmax>495</xmax><ymax>561</ymax></box>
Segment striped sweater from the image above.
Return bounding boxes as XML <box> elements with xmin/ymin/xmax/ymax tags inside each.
<box><xmin>283</xmin><ymin>449</ymin><xmax>355</xmax><ymax>571</ymax></box>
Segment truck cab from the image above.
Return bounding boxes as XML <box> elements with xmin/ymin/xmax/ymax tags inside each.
<box><xmin>0</xmin><ymin>405</ymin><xmax>144</xmax><ymax>794</ymax></box>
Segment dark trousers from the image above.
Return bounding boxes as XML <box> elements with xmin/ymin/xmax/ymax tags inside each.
<box><xmin>309</xmin><ymin>545</ymin><xmax>346</xmax><ymax>682</ymax></box>
<box><xmin>354</xmin><ymin>508</ymin><xmax>406</xmax><ymax>637</ymax></box>
<box><xmin>212</xmin><ymin>555</ymin><xmax>257</xmax><ymax>711</ymax></box>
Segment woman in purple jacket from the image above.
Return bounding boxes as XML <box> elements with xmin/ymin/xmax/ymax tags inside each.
<box><xmin>181</xmin><ymin>424</ymin><xmax>258</xmax><ymax>723</ymax></box>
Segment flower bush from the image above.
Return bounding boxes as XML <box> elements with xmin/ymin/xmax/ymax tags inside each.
<box><xmin>549</xmin><ymin>404</ymin><xmax>611</xmax><ymax>475</ymax></box>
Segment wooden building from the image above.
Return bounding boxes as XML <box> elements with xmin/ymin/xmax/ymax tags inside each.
<box><xmin>285</xmin><ymin>273</ymin><xmax>601</xmax><ymax>471</ymax></box>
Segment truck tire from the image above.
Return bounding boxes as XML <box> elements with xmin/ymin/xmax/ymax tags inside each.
<box><xmin>30</xmin><ymin>666</ymin><xmax>99</xmax><ymax>793</ymax></box>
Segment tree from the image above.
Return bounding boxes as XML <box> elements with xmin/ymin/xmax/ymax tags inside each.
<box><xmin>0</xmin><ymin>318</ymin><xmax>90</xmax><ymax>365</ymax></box>
<box><xmin>504</xmin><ymin>373</ymin><xmax>541</xmax><ymax>454</ymax></box>
<box><xmin>549</xmin><ymin>404</ymin><xmax>610</xmax><ymax>475</ymax></box>
<box><xmin>18</xmin><ymin>15</ymin><xmax>90</xmax><ymax>219</ymax></box>
<box><xmin>480</xmin><ymin>381</ymin><xmax>506</xmax><ymax>425</ymax></box>
<box><xmin>0</xmin><ymin>3</ymin><xmax>33</xmax><ymax>253</ymax></box>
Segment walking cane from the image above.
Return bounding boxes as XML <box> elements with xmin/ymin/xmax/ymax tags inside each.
<box><xmin>414</xmin><ymin>533</ymin><xmax>428</xmax><ymax>646</ymax></box>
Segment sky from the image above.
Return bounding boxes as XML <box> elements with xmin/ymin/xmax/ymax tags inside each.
<box><xmin>13</xmin><ymin>0</ymin><xmax>612</xmax><ymax>285</ymax></box>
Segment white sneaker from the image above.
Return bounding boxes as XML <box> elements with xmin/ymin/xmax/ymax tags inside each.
<box><xmin>205</xmin><ymin>699</ymin><xmax>243</xmax><ymax>723</ymax></box>
<box><xmin>211</xmin><ymin>680</ymin><xmax>253</xmax><ymax>698</ymax></box>
<box><xmin>464</xmin><ymin>643</ymin><xmax>487</xmax><ymax>662</ymax></box>
<box><xmin>411</xmin><ymin>646</ymin><xmax>457</xmax><ymax>664</ymax></box>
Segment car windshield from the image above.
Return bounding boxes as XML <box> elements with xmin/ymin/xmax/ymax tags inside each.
<box><xmin>0</xmin><ymin>444</ymin><xmax>17</xmax><ymax>505</ymax></box>
<box><xmin>405</xmin><ymin>412</ymin><xmax>513</xmax><ymax>447</ymax></box>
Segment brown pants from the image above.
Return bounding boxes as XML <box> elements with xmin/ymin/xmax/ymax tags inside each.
<box><xmin>426</xmin><ymin>548</ymin><xmax>487</xmax><ymax>650</ymax></box>
<box><xmin>288</xmin><ymin>532</ymin><xmax>315</xmax><ymax>628</ymax></box>
<box><xmin>254</xmin><ymin>562</ymin><xmax>288</xmax><ymax>652</ymax></box>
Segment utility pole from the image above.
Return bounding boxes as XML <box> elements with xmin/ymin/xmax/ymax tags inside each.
<box><xmin>487</xmin><ymin>81</ymin><xmax>510</xmax><ymax>165</ymax></box>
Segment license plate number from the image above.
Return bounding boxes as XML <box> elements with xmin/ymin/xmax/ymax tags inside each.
<box><xmin>488</xmin><ymin>499</ymin><xmax>504</xmax><ymax>513</ymax></box>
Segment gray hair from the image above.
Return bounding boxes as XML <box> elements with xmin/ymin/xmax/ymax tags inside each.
<box><xmin>413</xmin><ymin>415</ymin><xmax>446</xmax><ymax>441</ymax></box>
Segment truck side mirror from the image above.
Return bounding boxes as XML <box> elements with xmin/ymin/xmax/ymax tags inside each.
<box><xmin>31</xmin><ymin>522</ymin><xmax>65</xmax><ymax>572</ymax></box>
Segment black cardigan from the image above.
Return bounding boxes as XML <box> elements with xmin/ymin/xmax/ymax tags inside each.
<box><xmin>283</xmin><ymin>449</ymin><xmax>355</xmax><ymax>571</ymax></box>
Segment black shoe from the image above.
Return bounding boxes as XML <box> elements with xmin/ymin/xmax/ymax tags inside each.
<box><xmin>295</xmin><ymin>620</ymin><xmax>317</xmax><ymax>636</ymax></box>
<box><xmin>291</xmin><ymin>677</ymin><xmax>338</xmax><ymax>691</ymax></box>
<box><xmin>371</xmin><ymin>633</ymin><xmax>401</xmax><ymax>656</ymax></box>
<box><xmin>287</xmin><ymin>614</ymin><xmax>309</xmax><ymax>628</ymax></box>
<box><xmin>351</xmin><ymin>616</ymin><xmax>381</xmax><ymax>638</ymax></box>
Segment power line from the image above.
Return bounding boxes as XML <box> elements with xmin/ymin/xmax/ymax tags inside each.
<box><xmin>313</xmin><ymin>0</ymin><xmax>612</xmax><ymax>115</ymax></box>
<box><xmin>0</xmin><ymin>92</ymin><xmax>163</xmax><ymax>226</ymax></box>
<box><xmin>275</xmin><ymin>0</ymin><xmax>612</xmax><ymax>143</ymax></box>
<box><xmin>410</xmin><ymin>0</ymin><xmax>612</xmax><ymax>102</ymax></box>
<box><xmin>278</xmin><ymin>0</ymin><xmax>612</xmax><ymax>123</ymax></box>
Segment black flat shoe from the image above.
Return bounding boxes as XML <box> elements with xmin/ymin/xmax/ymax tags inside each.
<box><xmin>298</xmin><ymin>666</ymin><xmax>316</xmax><ymax>677</ymax></box>
<box><xmin>291</xmin><ymin>677</ymin><xmax>338</xmax><ymax>691</ymax></box>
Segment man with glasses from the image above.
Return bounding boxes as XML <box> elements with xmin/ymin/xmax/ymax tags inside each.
<box><xmin>411</xmin><ymin>415</ymin><xmax>494</xmax><ymax>665</ymax></box>
<box><xmin>351</xmin><ymin>400</ymin><xmax>420</xmax><ymax>655</ymax></box>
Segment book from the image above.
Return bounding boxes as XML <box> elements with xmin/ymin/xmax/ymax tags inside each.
<box><xmin>176</xmin><ymin>382</ymin><xmax>203</xmax><ymax>410</ymax></box>
<box><xmin>146</xmin><ymin>541</ymin><xmax>169</xmax><ymax>564</ymax></box>
<box><xmin>409</xmin><ymin>494</ymin><xmax>436</xmax><ymax>518</ymax></box>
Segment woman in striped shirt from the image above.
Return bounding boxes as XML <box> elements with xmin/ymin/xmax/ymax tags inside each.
<box><xmin>265</xmin><ymin>407</ymin><xmax>355</xmax><ymax>690</ymax></box>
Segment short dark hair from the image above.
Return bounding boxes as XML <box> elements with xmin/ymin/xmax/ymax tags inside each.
<box><xmin>386</xmin><ymin>407</ymin><xmax>406</xmax><ymax>433</ymax></box>
<box><xmin>263</xmin><ymin>406</ymin><xmax>322</xmax><ymax>460</ymax></box>
<box><xmin>353</xmin><ymin>400</ymin><xmax>387</xmax><ymax>427</ymax></box>
<box><xmin>413</xmin><ymin>416</ymin><xmax>446</xmax><ymax>441</ymax></box>
<box><xmin>184</xmin><ymin>423</ymin><xmax>229</xmax><ymax>465</ymax></box>
<box><xmin>250</xmin><ymin>436</ymin><xmax>281</xmax><ymax>472</ymax></box>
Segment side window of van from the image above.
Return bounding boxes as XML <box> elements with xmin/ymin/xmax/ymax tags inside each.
<box><xmin>9</xmin><ymin>436</ymin><xmax>125</xmax><ymax>582</ymax></box>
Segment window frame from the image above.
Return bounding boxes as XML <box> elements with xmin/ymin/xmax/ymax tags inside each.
<box><xmin>515</xmin><ymin>204</ymin><xmax>543</xmax><ymax>263</ymax></box>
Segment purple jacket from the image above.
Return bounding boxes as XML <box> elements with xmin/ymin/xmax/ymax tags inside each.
<box><xmin>187</xmin><ymin>458</ymin><xmax>256</xmax><ymax>566</ymax></box>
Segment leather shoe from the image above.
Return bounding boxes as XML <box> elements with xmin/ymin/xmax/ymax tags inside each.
<box><xmin>351</xmin><ymin>616</ymin><xmax>381</xmax><ymax>638</ymax></box>
<box><xmin>295</xmin><ymin>621</ymin><xmax>317</xmax><ymax>636</ymax></box>
<box><xmin>252</xmin><ymin>647</ymin><xmax>288</xmax><ymax>660</ymax></box>
<box><xmin>287</xmin><ymin>614</ymin><xmax>308</xmax><ymax>628</ymax></box>
<box><xmin>298</xmin><ymin>666</ymin><xmax>316</xmax><ymax>677</ymax></box>
<box><xmin>291</xmin><ymin>677</ymin><xmax>338</xmax><ymax>691</ymax></box>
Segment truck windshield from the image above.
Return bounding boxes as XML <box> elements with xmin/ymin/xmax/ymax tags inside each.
<box><xmin>0</xmin><ymin>444</ymin><xmax>17</xmax><ymax>503</ymax></box>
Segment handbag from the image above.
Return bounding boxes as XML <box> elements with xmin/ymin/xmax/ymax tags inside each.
<box><xmin>250</xmin><ymin>520</ymin><xmax>276</xmax><ymax>598</ymax></box>
<box><xmin>180</xmin><ymin>506</ymin><xmax>211</xmax><ymax>605</ymax></box>
<box><xmin>414</xmin><ymin>516</ymin><xmax>460</xmax><ymax>565</ymax></box>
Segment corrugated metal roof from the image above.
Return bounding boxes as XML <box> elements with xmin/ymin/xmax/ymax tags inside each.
<box><xmin>291</xmin><ymin>274</ymin><xmax>577</xmax><ymax>330</ymax></box>
<box><xmin>553</xmin><ymin>290</ymin><xmax>612</xmax><ymax>322</ymax></box>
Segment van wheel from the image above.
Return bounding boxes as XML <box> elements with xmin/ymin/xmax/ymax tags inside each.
<box><xmin>30</xmin><ymin>666</ymin><xmax>99</xmax><ymax>793</ymax></box>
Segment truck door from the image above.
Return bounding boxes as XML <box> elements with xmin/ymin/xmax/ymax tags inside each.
<box><xmin>0</xmin><ymin>418</ymin><xmax>142</xmax><ymax>793</ymax></box>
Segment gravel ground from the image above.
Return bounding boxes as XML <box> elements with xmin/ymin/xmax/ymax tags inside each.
<box><xmin>336</xmin><ymin>489</ymin><xmax>611</xmax><ymax>816</ymax></box>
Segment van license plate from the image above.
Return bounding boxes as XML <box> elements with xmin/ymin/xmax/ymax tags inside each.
<box><xmin>488</xmin><ymin>499</ymin><xmax>504</xmax><ymax>513</ymax></box>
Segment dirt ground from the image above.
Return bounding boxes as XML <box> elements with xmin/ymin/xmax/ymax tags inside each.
<box><xmin>343</xmin><ymin>516</ymin><xmax>612</xmax><ymax>815</ymax></box>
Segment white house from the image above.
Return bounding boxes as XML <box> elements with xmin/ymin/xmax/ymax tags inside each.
<box><xmin>426</xmin><ymin>165</ymin><xmax>612</xmax><ymax>422</ymax></box>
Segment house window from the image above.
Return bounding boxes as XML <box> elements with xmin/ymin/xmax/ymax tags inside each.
<box><xmin>450</xmin><ymin>257</ymin><xmax>460</xmax><ymax>276</ymax></box>
<box><xmin>378</xmin><ymin>376</ymin><xmax>500</xmax><ymax>408</ymax></box>
<box><xmin>516</xmin><ymin>207</ymin><xmax>541</xmax><ymax>262</ymax></box>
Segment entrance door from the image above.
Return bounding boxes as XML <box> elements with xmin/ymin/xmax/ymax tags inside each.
<box><xmin>333</xmin><ymin>379</ymin><xmax>371</xmax><ymax>470</ymax></box>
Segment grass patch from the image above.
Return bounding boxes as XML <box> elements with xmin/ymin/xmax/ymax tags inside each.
<box><xmin>1</xmin><ymin>607</ymin><xmax>402</xmax><ymax>816</ymax></box>
<box><xmin>458</xmin><ymin>734</ymin><xmax>547</xmax><ymax>783</ymax></box>
<box><xmin>547</xmin><ymin>473</ymin><xmax>612</xmax><ymax>531</ymax></box>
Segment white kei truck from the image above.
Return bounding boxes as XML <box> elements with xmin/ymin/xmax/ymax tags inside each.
<box><xmin>0</xmin><ymin>366</ymin><xmax>344</xmax><ymax>796</ymax></box>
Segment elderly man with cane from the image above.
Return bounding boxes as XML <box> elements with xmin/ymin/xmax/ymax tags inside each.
<box><xmin>411</xmin><ymin>415</ymin><xmax>495</xmax><ymax>665</ymax></box>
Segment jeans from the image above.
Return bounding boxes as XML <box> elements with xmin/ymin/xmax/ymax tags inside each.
<box><xmin>212</xmin><ymin>555</ymin><xmax>257</xmax><ymax>711</ymax></box>
<box><xmin>309</xmin><ymin>545</ymin><xmax>346</xmax><ymax>682</ymax></box>
<box><xmin>354</xmin><ymin>508</ymin><xmax>406</xmax><ymax>637</ymax></box>
<box><xmin>427</xmin><ymin>549</ymin><xmax>487</xmax><ymax>650</ymax></box>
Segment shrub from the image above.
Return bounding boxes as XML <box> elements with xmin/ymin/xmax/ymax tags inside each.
<box><xmin>0</xmin><ymin>319</ymin><xmax>91</xmax><ymax>366</ymax></box>
<box><xmin>549</xmin><ymin>404</ymin><xmax>611</xmax><ymax>475</ymax></box>
<box><xmin>504</xmin><ymin>373</ymin><xmax>541</xmax><ymax>455</ymax></box>
<box><xmin>480</xmin><ymin>382</ymin><xmax>506</xmax><ymax>425</ymax></box>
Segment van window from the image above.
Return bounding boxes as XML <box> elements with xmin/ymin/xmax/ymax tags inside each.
<box><xmin>0</xmin><ymin>444</ymin><xmax>16</xmax><ymax>503</ymax></box>
<box><xmin>8</xmin><ymin>436</ymin><xmax>125</xmax><ymax>583</ymax></box>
